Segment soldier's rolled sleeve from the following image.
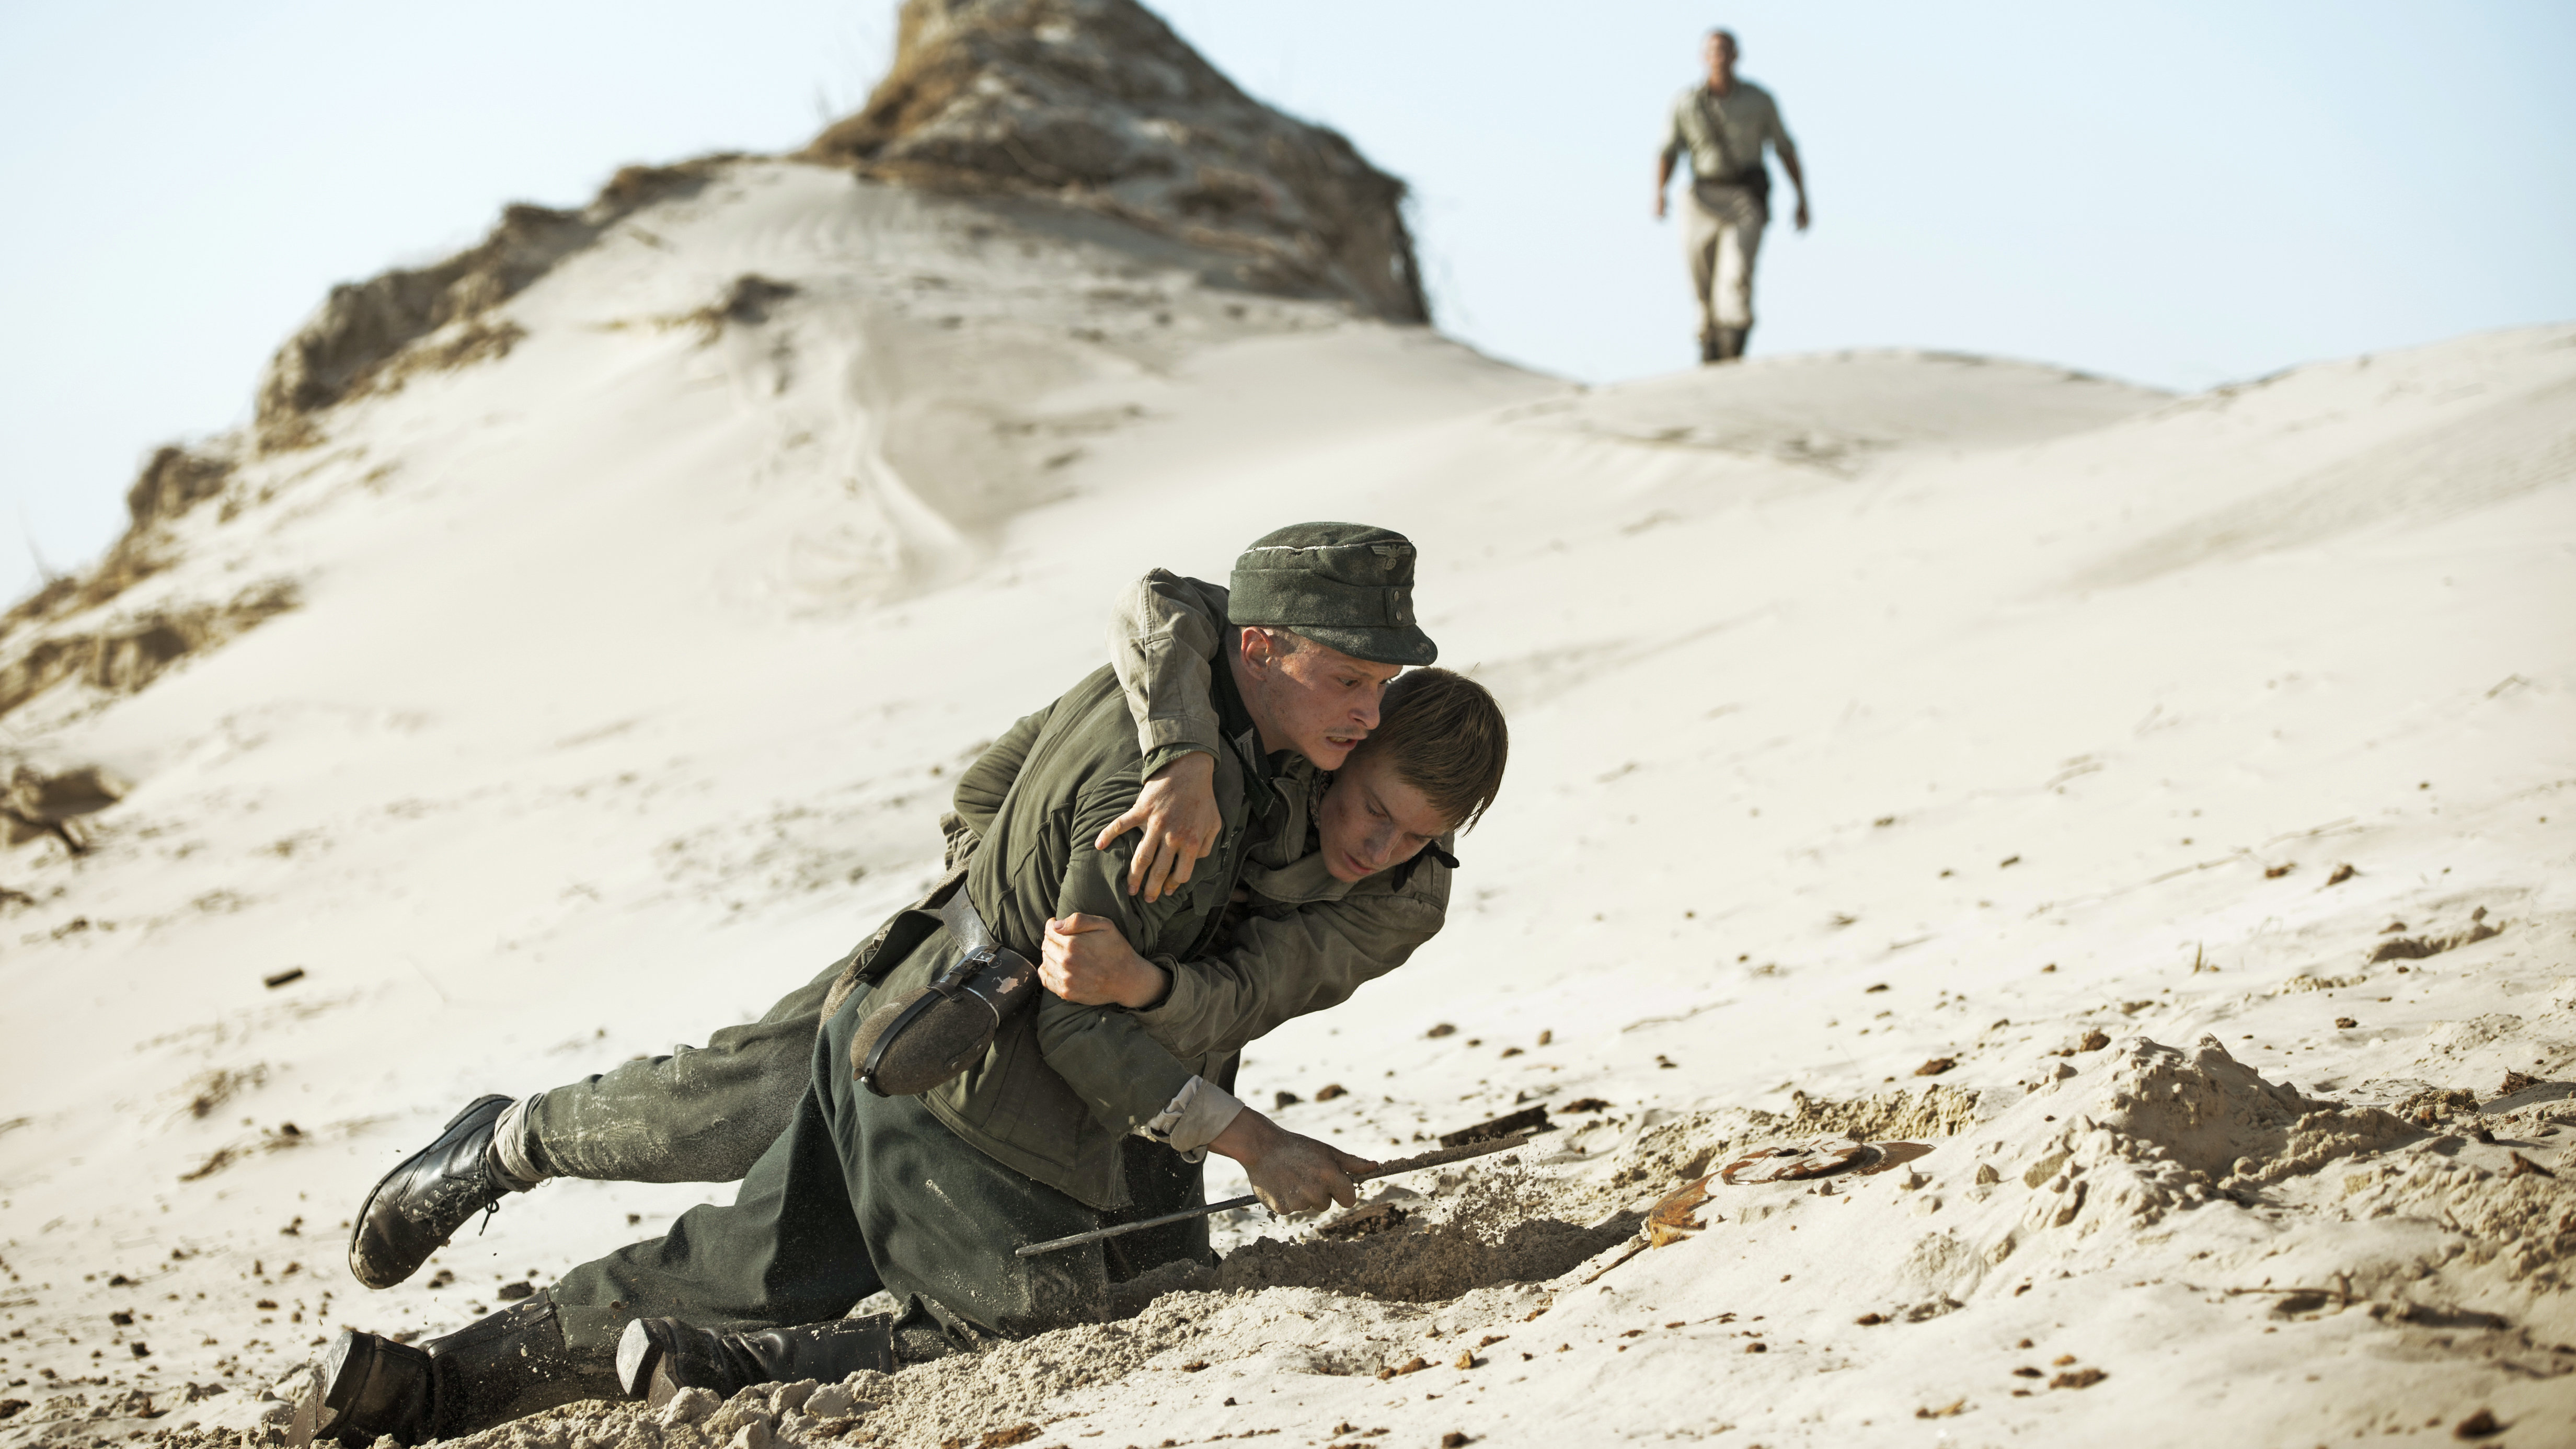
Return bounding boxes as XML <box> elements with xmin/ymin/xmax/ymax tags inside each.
<box><xmin>1108</xmin><ymin>569</ymin><xmax>1228</xmax><ymax>772</ymax></box>
<box><xmin>1137</xmin><ymin>877</ymin><xmax>1448</xmax><ymax>1064</ymax></box>
<box><xmin>1135</xmin><ymin>1075</ymin><xmax>1246</xmax><ymax>1160</ymax></box>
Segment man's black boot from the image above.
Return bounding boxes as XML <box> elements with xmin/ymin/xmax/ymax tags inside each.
<box><xmin>349</xmin><ymin>1095</ymin><xmax>531</xmax><ymax>1290</ymax></box>
<box><xmin>300</xmin><ymin>1327</ymin><xmax>431</xmax><ymax>1446</ymax></box>
<box><xmin>1714</xmin><ymin>326</ymin><xmax>1749</xmax><ymax>362</ymax></box>
<box><xmin>423</xmin><ymin>1294</ymin><xmax>619</xmax><ymax>1435</ymax></box>
<box><xmin>617</xmin><ymin>1314</ymin><xmax>954</xmax><ymax>1406</ymax></box>
<box><xmin>1697</xmin><ymin>332</ymin><xmax>1721</xmax><ymax>365</ymax></box>
<box><xmin>302</xmin><ymin>1293</ymin><xmax>616</xmax><ymax>1446</ymax></box>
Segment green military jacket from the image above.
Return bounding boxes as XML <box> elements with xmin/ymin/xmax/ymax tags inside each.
<box><xmin>1100</xmin><ymin>569</ymin><xmax>1454</xmax><ymax>1068</ymax></box>
<box><xmin>828</xmin><ymin>657</ymin><xmax>1285</xmax><ymax>1208</ymax></box>
<box><xmin>1134</xmin><ymin>835</ymin><xmax>1449</xmax><ymax>1071</ymax></box>
<box><xmin>827</xmin><ymin>622</ymin><xmax>1450</xmax><ymax>1208</ymax></box>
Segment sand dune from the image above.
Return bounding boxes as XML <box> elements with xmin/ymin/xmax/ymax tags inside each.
<box><xmin>3</xmin><ymin>9</ymin><xmax>2573</xmax><ymax>1448</ymax></box>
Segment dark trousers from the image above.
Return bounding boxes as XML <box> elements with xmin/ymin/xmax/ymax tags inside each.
<box><xmin>523</xmin><ymin>963</ymin><xmax>843</xmax><ymax>1184</ymax></box>
<box><xmin>546</xmin><ymin>985</ymin><xmax>1208</xmax><ymax>1351</ymax></box>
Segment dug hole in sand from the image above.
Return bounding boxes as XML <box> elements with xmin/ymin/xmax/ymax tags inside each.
<box><xmin>3</xmin><ymin>0</ymin><xmax>2572</xmax><ymax>1445</ymax></box>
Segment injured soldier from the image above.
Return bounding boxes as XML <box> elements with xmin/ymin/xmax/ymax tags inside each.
<box><xmin>293</xmin><ymin>523</ymin><xmax>1510</xmax><ymax>1446</ymax></box>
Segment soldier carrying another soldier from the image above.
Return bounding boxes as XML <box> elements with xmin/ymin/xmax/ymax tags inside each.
<box><xmin>294</xmin><ymin>524</ymin><xmax>1509</xmax><ymax>1445</ymax></box>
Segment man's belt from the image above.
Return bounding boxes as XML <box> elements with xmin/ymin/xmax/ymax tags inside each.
<box><xmin>849</xmin><ymin>887</ymin><xmax>1040</xmax><ymax>1097</ymax></box>
<box><xmin>1694</xmin><ymin>167</ymin><xmax>1771</xmax><ymax>199</ymax></box>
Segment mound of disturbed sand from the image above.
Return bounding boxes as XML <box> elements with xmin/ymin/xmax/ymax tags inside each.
<box><xmin>119</xmin><ymin>1179</ymin><xmax>1607</xmax><ymax>1449</ymax></box>
<box><xmin>84</xmin><ymin>1027</ymin><xmax>2567</xmax><ymax>1449</ymax></box>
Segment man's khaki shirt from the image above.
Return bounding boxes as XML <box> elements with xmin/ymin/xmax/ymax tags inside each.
<box><xmin>1662</xmin><ymin>79</ymin><xmax>1792</xmax><ymax>185</ymax></box>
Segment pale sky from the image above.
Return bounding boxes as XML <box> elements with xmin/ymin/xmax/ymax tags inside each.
<box><xmin>3</xmin><ymin>1</ymin><xmax>2571</xmax><ymax>604</ymax></box>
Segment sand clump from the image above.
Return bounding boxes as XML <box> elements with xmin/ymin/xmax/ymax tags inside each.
<box><xmin>2074</xmin><ymin>1036</ymin><xmax>2417</xmax><ymax>1189</ymax></box>
<box><xmin>1778</xmin><ymin>1082</ymin><xmax>1984</xmax><ymax>1142</ymax></box>
<box><xmin>1933</xmin><ymin>1036</ymin><xmax>2421</xmax><ymax>1256</ymax></box>
<box><xmin>1861</xmin><ymin>1034</ymin><xmax>2576</xmax><ymax>1345</ymax></box>
<box><xmin>1122</xmin><ymin>1161</ymin><xmax>1632</xmax><ymax>1315</ymax></box>
<box><xmin>2327</xmin><ymin>1095</ymin><xmax>2576</xmax><ymax>1290</ymax></box>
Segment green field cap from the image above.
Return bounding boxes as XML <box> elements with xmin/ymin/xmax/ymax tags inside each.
<box><xmin>1229</xmin><ymin>522</ymin><xmax>1437</xmax><ymax>666</ymax></box>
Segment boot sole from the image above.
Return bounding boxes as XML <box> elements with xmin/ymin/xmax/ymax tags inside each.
<box><xmin>615</xmin><ymin>1318</ymin><xmax>673</xmax><ymax>1405</ymax></box>
<box><xmin>277</xmin><ymin>1360</ymin><xmax>324</xmax><ymax>1448</ymax></box>
<box><xmin>346</xmin><ymin>1095</ymin><xmax>511</xmax><ymax>1290</ymax></box>
<box><xmin>312</xmin><ymin>1327</ymin><xmax>431</xmax><ymax>1446</ymax></box>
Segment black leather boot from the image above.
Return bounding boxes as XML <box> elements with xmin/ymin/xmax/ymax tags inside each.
<box><xmin>349</xmin><ymin>1095</ymin><xmax>527</xmax><ymax>1290</ymax></box>
<box><xmin>303</xmin><ymin>1294</ymin><xmax>617</xmax><ymax>1446</ymax></box>
<box><xmin>1715</xmin><ymin>324</ymin><xmax>1751</xmax><ymax>362</ymax></box>
<box><xmin>616</xmin><ymin>1313</ymin><xmax>959</xmax><ymax>1406</ymax></box>
<box><xmin>301</xmin><ymin>1326</ymin><xmax>431</xmax><ymax>1446</ymax></box>
<box><xmin>1698</xmin><ymin>332</ymin><xmax>1721</xmax><ymax>365</ymax></box>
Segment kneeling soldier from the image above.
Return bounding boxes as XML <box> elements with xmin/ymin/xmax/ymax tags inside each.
<box><xmin>297</xmin><ymin>524</ymin><xmax>1506</xmax><ymax>1444</ymax></box>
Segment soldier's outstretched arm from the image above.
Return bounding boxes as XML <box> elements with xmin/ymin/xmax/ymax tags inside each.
<box><xmin>1209</xmin><ymin>1106</ymin><xmax>1376</xmax><ymax>1216</ymax></box>
<box><xmin>1029</xmin><ymin>777</ymin><xmax>1384</xmax><ymax>1213</ymax></box>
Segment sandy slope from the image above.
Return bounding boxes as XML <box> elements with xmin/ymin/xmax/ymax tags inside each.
<box><xmin>2</xmin><ymin>156</ymin><xmax>2573</xmax><ymax>1448</ymax></box>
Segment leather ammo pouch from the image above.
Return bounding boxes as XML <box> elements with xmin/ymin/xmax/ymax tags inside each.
<box><xmin>848</xmin><ymin>886</ymin><xmax>1039</xmax><ymax>1097</ymax></box>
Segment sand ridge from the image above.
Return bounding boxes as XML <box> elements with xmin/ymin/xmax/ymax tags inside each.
<box><xmin>70</xmin><ymin>1019</ymin><xmax>2575</xmax><ymax>1448</ymax></box>
<box><xmin>0</xmin><ymin>50</ymin><xmax>2570</xmax><ymax>1444</ymax></box>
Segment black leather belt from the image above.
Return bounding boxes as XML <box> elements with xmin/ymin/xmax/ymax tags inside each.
<box><xmin>936</xmin><ymin>881</ymin><xmax>997</xmax><ymax>955</ymax></box>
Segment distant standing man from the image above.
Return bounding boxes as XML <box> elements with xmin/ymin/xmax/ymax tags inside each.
<box><xmin>1653</xmin><ymin>28</ymin><xmax>1808</xmax><ymax>364</ymax></box>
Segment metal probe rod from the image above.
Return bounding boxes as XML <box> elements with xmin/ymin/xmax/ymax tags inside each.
<box><xmin>1014</xmin><ymin>1132</ymin><xmax>1532</xmax><ymax>1258</ymax></box>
